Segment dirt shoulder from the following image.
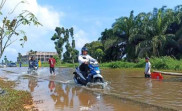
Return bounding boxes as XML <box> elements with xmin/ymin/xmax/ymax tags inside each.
<box><xmin>0</xmin><ymin>77</ymin><xmax>36</xmax><ymax>111</ymax></box>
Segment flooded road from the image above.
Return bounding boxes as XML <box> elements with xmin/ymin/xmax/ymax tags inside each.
<box><xmin>0</xmin><ymin>67</ymin><xmax>181</xmax><ymax>111</ymax></box>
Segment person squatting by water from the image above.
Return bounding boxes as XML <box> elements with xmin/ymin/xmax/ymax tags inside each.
<box><xmin>78</xmin><ymin>47</ymin><xmax>96</xmax><ymax>78</ymax></box>
<box><xmin>144</xmin><ymin>57</ymin><xmax>151</xmax><ymax>78</ymax></box>
<box><xmin>48</xmin><ymin>55</ymin><xmax>56</xmax><ymax>76</ymax></box>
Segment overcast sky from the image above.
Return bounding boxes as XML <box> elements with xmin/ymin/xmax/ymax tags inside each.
<box><xmin>1</xmin><ymin>0</ymin><xmax>182</xmax><ymax>62</ymax></box>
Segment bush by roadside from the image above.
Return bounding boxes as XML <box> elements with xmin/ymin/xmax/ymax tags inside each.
<box><xmin>18</xmin><ymin>56</ymin><xmax>182</xmax><ymax>71</ymax></box>
<box><xmin>100</xmin><ymin>56</ymin><xmax>182</xmax><ymax>71</ymax></box>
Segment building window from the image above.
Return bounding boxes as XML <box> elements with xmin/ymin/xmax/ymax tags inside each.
<box><xmin>41</xmin><ymin>58</ymin><xmax>44</xmax><ymax>61</ymax></box>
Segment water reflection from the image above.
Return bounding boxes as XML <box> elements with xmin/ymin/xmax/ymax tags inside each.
<box><xmin>145</xmin><ymin>79</ymin><xmax>152</xmax><ymax>89</ymax></box>
<box><xmin>103</xmin><ymin>69</ymin><xmax>182</xmax><ymax>110</ymax></box>
<box><xmin>144</xmin><ymin>79</ymin><xmax>153</xmax><ymax>96</ymax></box>
<box><xmin>2</xmin><ymin>67</ymin><xmax>182</xmax><ymax>110</ymax></box>
<box><xmin>50</xmin><ymin>83</ymin><xmax>73</xmax><ymax>110</ymax></box>
<box><xmin>49</xmin><ymin>82</ymin><xmax>96</xmax><ymax>110</ymax></box>
<box><xmin>48</xmin><ymin>81</ymin><xmax>55</xmax><ymax>92</ymax></box>
<box><xmin>28</xmin><ymin>76</ymin><xmax>38</xmax><ymax>92</ymax></box>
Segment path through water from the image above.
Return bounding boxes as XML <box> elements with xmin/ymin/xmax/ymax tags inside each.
<box><xmin>0</xmin><ymin>67</ymin><xmax>181</xmax><ymax>111</ymax></box>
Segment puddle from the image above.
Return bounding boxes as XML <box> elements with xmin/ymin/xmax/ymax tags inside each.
<box><xmin>0</xmin><ymin>67</ymin><xmax>181</xmax><ymax>111</ymax></box>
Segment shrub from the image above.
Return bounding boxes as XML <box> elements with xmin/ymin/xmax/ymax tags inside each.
<box><xmin>100</xmin><ymin>56</ymin><xmax>182</xmax><ymax>71</ymax></box>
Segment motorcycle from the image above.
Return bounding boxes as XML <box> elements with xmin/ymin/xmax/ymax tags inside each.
<box><xmin>73</xmin><ymin>60</ymin><xmax>104</xmax><ymax>88</ymax></box>
<box><xmin>27</xmin><ymin>62</ymin><xmax>38</xmax><ymax>74</ymax></box>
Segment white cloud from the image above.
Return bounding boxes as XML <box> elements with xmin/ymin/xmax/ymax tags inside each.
<box><xmin>0</xmin><ymin>0</ymin><xmax>63</xmax><ymax>61</ymax></box>
<box><xmin>0</xmin><ymin>0</ymin><xmax>95</xmax><ymax>61</ymax></box>
<box><xmin>3</xmin><ymin>47</ymin><xmax>18</xmax><ymax>61</ymax></box>
<box><xmin>74</xmin><ymin>28</ymin><xmax>90</xmax><ymax>50</ymax></box>
<box><xmin>5</xmin><ymin>47</ymin><xmax>18</xmax><ymax>55</ymax></box>
<box><xmin>2</xmin><ymin>0</ymin><xmax>63</xmax><ymax>30</ymax></box>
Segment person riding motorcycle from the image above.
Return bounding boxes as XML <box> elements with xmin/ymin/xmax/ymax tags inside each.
<box><xmin>78</xmin><ymin>47</ymin><xmax>96</xmax><ymax>78</ymax></box>
<box><xmin>29</xmin><ymin>56</ymin><xmax>38</xmax><ymax>70</ymax></box>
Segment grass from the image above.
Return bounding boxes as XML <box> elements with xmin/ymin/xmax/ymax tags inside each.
<box><xmin>18</xmin><ymin>62</ymin><xmax>78</xmax><ymax>68</ymax></box>
<box><xmin>0</xmin><ymin>78</ymin><xmax>34</xmax><ymax>111</ymax></box>
<box><xmin>100</xmin><ymin>61</ymin><xmax>136</xmax><ymax>68</ymax></box>
<box><xmin>100</xmin><ymin>56</ymin><xmax>182</xmax><ymax>71</ymax></box>
<box><xmin>18</xmin><ymin>56</ymin><xmax>182</xmax><ymax>71</ymax></box>
<box><xmin>42</xmin><ymin>62</ymin><xmax>78</xmax><ymax>68</ymax></box>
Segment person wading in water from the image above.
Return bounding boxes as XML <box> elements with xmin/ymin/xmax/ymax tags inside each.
<box><xmin>48</xmin><ymin>55</ymin><xmax>56</xmax><ymax>76</ymax></box>
<box><xmin>144</xmin><ymin>57</ymin><xmax>151</xmax><ymax>78</ymax></box>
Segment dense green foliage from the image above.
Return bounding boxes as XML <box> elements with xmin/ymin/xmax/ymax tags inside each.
<box><xmin>19</xmin><ymin>60</ymin><xmax>78</xmax><ymax>67</ymax></box>
<box><xmin>84</xmin><ymin>41</ymin><xmax>105</xmax><ymax>62</ymax></box>
<box><xmin>101</xmin><ymin>56</ymin><xmax>182</xmax><ymax>71</ymax></box>
<box><xmin>53</xmin><ymin>55</ymin><xmax>61</xmax><ymax>65</ymax></box>
<box><xmin>85</xmin><ymin>5</ymin><xmax>182</xmax><ymax>62</ymax></box>
<box><xmin>19</xmin><ymin>56</ymin><xmax>182</xmax><ymax>71</ymax></box>
<box><xmin>51</xmin><ymin>27</ymin><xmax>79</xmax><ymax>63</ymax></box>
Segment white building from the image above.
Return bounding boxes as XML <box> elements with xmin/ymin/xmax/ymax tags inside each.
<box><xmin>17</xmin><ymin>51</ymin><xmax>58</xmax><ymax>64</ymax></box>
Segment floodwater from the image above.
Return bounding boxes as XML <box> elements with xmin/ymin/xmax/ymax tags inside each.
<box><xmin>0</xmin><ymin>67</ymin><xmax>182</xmax><ymax>111</ymax></box>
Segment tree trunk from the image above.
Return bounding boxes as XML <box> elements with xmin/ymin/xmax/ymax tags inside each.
<box><xmin>72</xmin><ymin>58</ymin><xmax>75</xmax><ymax>67</ymax></box>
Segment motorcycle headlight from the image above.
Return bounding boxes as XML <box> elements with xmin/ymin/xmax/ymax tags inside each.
<box><xmin>96</xmin><ymin>70</ymin><xmax>100</xmax><ymax>73</ymax></box>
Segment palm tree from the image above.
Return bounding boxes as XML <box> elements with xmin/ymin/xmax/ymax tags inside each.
<box><xmin>112</xmin><ymin>11</ymin><xmax>137</xmax><ymax>60</ymax></box>
<box><xmin>129</xmin><ymin>6</ymin><xmax>181</xmax><ymax>58</ymax></box>
<box><xmin>128</xmin><ymin>12</ymin><xmax>153</xmax><ymax>58</ymax></box>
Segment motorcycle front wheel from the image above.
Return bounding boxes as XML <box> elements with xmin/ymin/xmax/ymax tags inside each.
<box><xmin>74</xmin><ymin>75</ymin><xmax>81</xmax><ymax>84</ymax></box>
<box><xmin>94</xmin><ymin>78</ymin><xmax>102</xmax><ymax>83</ymax></box>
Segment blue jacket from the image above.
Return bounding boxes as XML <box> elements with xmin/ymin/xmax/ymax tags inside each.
<box><xmin>29</xmin><ymin>60</ymin><xmax>38</xmax><ymax>68</ymax></box>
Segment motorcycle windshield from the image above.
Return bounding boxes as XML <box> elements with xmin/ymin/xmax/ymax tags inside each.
<box><xmin>89</xmin><ymin>64</ymin><xmax>99</xmax><ymax>67</ymax></box>
<box><xmin>94</xmin><ymin>67</ymin><xmax>99</xmax><ymax>71</ymax></box>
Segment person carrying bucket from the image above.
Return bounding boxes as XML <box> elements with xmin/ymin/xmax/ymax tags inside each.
<box><xmin>144</xmin><ymin>57</ymin><xmax>151</xmax><ymax>78</ymax></box>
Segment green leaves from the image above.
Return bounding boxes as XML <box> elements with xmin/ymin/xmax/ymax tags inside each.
<box><xmin>51</xmin><ymin>27</ymin><xmax>78</xmax><ymax>63</ymax></box>
<box><xmin>4</xmin><ymin>31</ymin><xmax>11</xmax><ymax>36</ymax></box>
<box><xmin>17</xmin><ymin>10</ymin><xmax>42</xmax><ymax>26</ymax></box>
<box><xmin>23</xmin><ymin>35</ymin><xmax>27</xmax><ymax>41</ymax></box>
<box><xmin>84</xmin><ymin>41</ymin><xmax>105</xmax><ymax>62</ymax></box>
<box><xmin>97</xmin><ymin>5</ymin><xmax>182</xmax><ymax>61</ymax></box>
<box><xmin>0</xmin><ymin>4</ymin><xmax>41</xmax><ymax>58</ymax></box>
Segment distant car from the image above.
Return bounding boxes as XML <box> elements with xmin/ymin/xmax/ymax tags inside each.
<box><xmin>8</xmin><ymin>63</ymin><xmax>17</xmax><ymax>67</ymax></box>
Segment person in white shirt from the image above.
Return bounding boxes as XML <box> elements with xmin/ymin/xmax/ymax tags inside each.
<box><xmin>78</xmin><ymin>47</ymin><xmax>96</xmax><ymax>77</ymax></box>
<box><xmin>144</xmin><ymin>57</ymin><xmax>151</xmax><ymax>78</ymax></box>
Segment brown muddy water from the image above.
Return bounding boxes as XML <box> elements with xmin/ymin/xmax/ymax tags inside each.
<box><xmin>0</xmin><ymin>67</ymin><xmax>182</xmax><ymax>111</ymax></box>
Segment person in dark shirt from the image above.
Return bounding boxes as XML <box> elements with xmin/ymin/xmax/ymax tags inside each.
<box><xmin>29</xmin><ymin>56</ymin><xmax>35</xmax><ymax>68</ymax></box>
<box><xmin>29</xmin><ymin>56</ymin><xmax>38</xmax><ymax>70</ymax></box>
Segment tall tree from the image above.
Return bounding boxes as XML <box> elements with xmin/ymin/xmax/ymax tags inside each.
<box><xmin>18</xmin><ymin>52</ymin><xmax>22</xmax><ymax>63</ymax></box>
<box><xmin>98</xmin><ymin>29</ymin><xmax>124</xmax><ymax>61</ymax></box>
<box><xmin>112</xmin><ymin>11</ymin><xmax>136</xmax><ymax>60</ymax></box>
<box><xmin>94</xmin><ymin>5</ymin><xmax>182</xmax><ymax>61</ymax></box>
<box><xmin>95</xmin><ymin>48</ymin><xmax>104</xmax><ymax>63</ymax></box>
<box><xmin>51</xmin><ymin>27</ymin><xmax>78</xmax><ymax>63</ymax></box>
<box><xmin>129</xmin><ymin>6</ymin><xmax>182</xmax><ymax>58</ymax></box>
<box><xmin>28</xmin><ymin>50</ymin><xmax>37</xmax><ymax>58</ymax></box>
<box><xmin>85</xmin><ymin>41</ymin><xmax>103</xmax><ymax>57</ymax></box>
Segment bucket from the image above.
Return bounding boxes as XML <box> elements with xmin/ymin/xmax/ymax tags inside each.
<box><xmin>151</xmin><ymin>72</ymin><xmax>163</xmax><ymax>80</ymax></box>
